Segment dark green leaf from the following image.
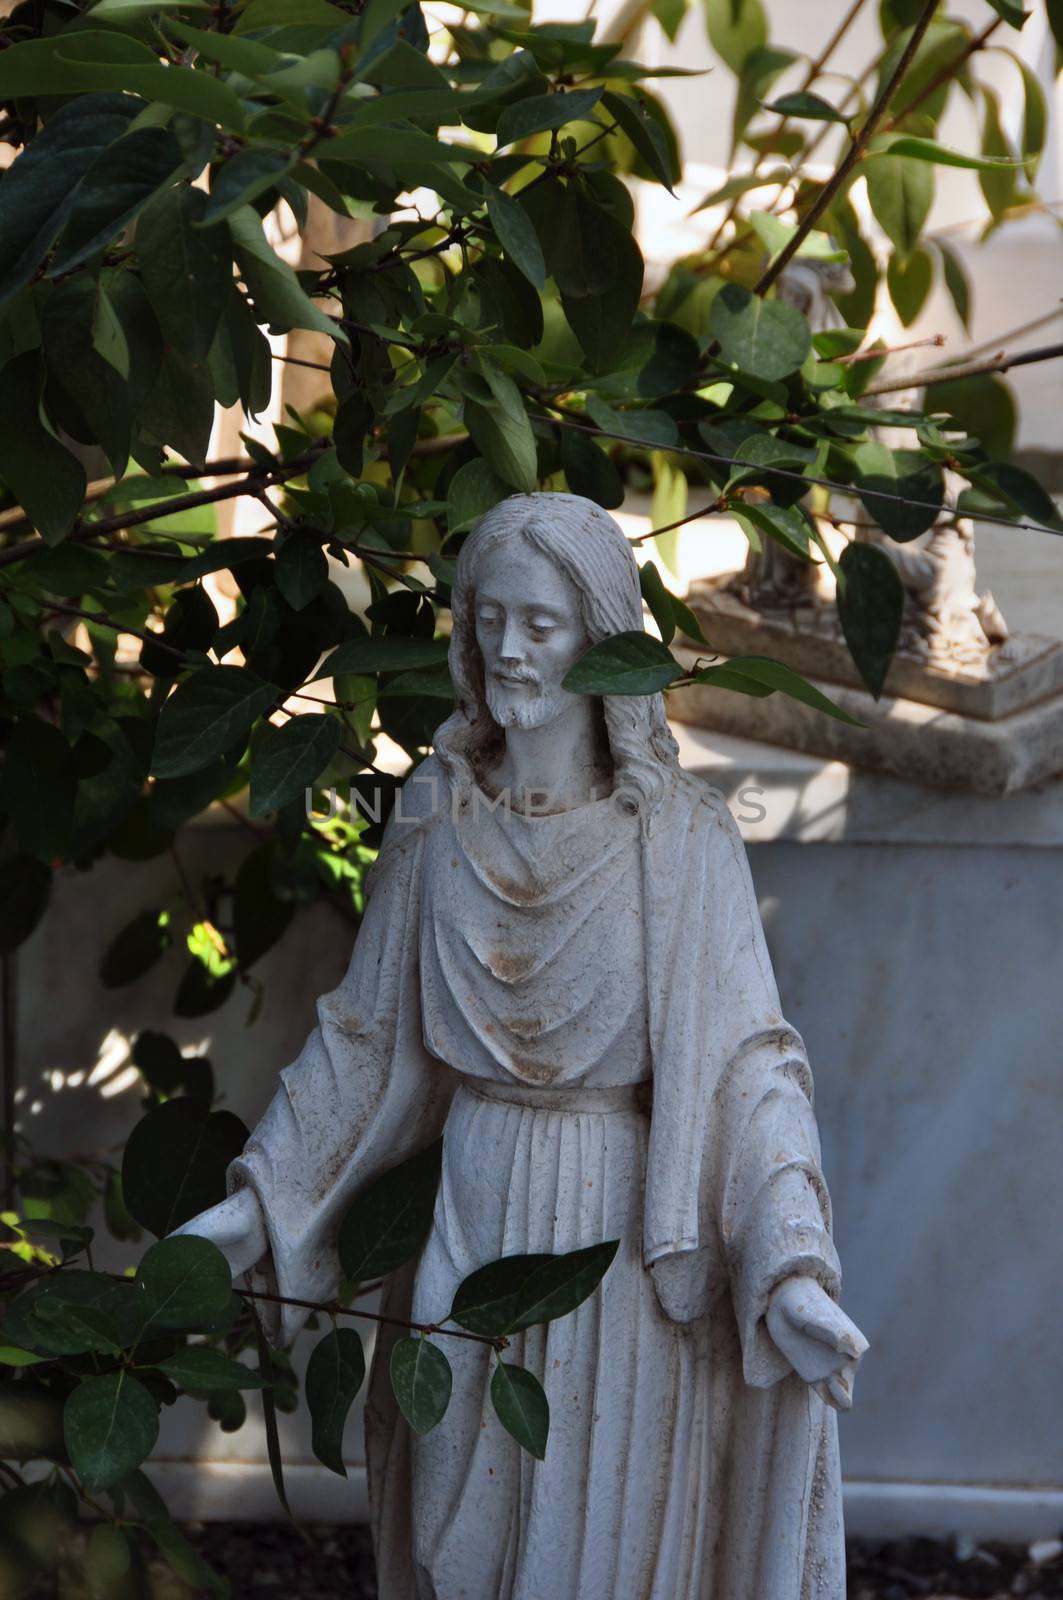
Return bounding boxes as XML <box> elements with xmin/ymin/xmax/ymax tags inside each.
<box><xmin>249</xmin><ymin>714</ymin><xmax>341</xmax><ymax>819</ymax></box>
<box><xmin>251</xmin><ymin>1306</ymin><xmax>295</xmax><ymax>1526</ymax></box>
<box><xmin>932</xmin><ymin>374</ymin><xmax>1015</xmax><ymax>461</ymax></box>
<box><xmin>152</xmin><ymin>666</ymin><xmax>280</xmax><ymax>779</ymax></box>
<box><xmin>203</xmin><ymin>150</ymin><xmax>293</xmax><ymax>225</ymax></box>
<box><xmin>495</xmin><ymin>86</ymin><xmax>602</xmax><ymax>148</ymax></box>
<box><xmin>0</xmin><ymin>94</ymin><xmax>143</xmax><ymax>304</ymax></box>
<box><xmin>233</xmin><ymin>840</ymin><xmax>296</xmax><ymax>964</ymax></box>
<box><xmin>639</xmin><ymin>560</ymin><xmax>676</xmax><ymax>645</ymax></box>
<box><xmin>156</xmin><ymin>1346</ymin><xmax>268</xmax><ymax>1391</ymax></box>
<box><xmin>338</xmin><ymin>1138</ymin><xmax>443</xmax><ymax>1281</ymax></box>
<box><xmin>463</xmin><ymin>360</ymin><xmax>539</xmax><ymax>492</ymax></box>
<box><xmin>138</xmin><ymin>186</ymin><xmax>233</xmax><ymax>364</ymax></box>
<box><xmin>0</xmin><ymin>856</ymin><xmax>52</xmax><ymax>954</ymax></box>
<box><xmin>1</xmin><ymin>716</ymin><xmax>76</xmax><ymax>859</ymax></box>
<box><xmin>306</xmin><ymin>1326</ymin><xmax>366</xmax><ymax>1476</ymax></box>
<box><xmin>561</xmin><ymin>428</ymin><xmax>623</xmax><ymax>509</ymax></box>
<box><xmin>485</xmin><ymin>185</ymin><xmax>545</xmax><ymax>290</ymax></box>
<box><xmin>865</xmin><ymin>153</ymin><xmax>934</xmax><ymax>259</ymax></box>
<box><xmin>0</xmin><ymin>354</ymin><xmax>87</xmax><ymax>545</ymax></box>
<box><xmin>560</xmin><ymin>208</ymin><xmax>644</xmax><ymax>373</ymax></box>
<box><xmin>978</xmin><ymin>86</ymin><xmax>1018</xmax><ymax>218</ymax></box>
<box><xmin>1048</xmin><ymin>0</ymin><xmax>1063</xmax><ymax>51</ymax></box>
<box><xmin>710</xmin><ymin>283</ymin><xmax>811</xmax><ymax>380</ymax></box>
<box><xmin>50</xmin><ymin>128</ymin><xmax>183</xmax><ymax>275</ymax></box>
<box><xmin>446</xmin><ymin>456</ymin><xmax>513</xmax><ymax>532</ymax></box>
<box><xmin>490</xmin><ymin>1361</ymin><xmax>548</xmax><ymax>1459</ymax></box>
<box><xmin>693</xmin><ymin>655</ymin><xmax>863</xmax><ymax>725</ymax></box>
<box><xmin>836</xmin><ymin>541</ymin><xmax>904</xmax><ymax>699</ymax></box>
<box><xmin>275</xmin><ymin>532</ymin><xmax>328</xmax><ymax>611</ymax></box>
<box><xmin>562</xmin><ymin>631</ymin><xmax>682</xmax><ymax>696</ymax></box>
<box><xmin>122</xmin><ymin>1099</ymin><xmax>249</xmax><ymax>1238</ymax></box>
<box><xmin>731</xmin><ymin>499</ymin><xmax>813</xmax><ymax>559</ymax></box>
<box><xmin>146</xmin><ymin>1519</ymin><xmax>229</xmax><ymax>1595</ymax></box>
<box><xmin>64</xmin><ymin>1373</ymin><xmax>159</xmax><ymax>1493</ymax></box>
<box><xmin>316</xmin><ymin>634</ymin><xmax>449</xmax><ymax>679</ymax></box>
<box><xmin>135</xmin><ymin>1234</ymin><xmax>233</xmax><ymax>1331</ymax></box>
<box><xmin>41</xmin><ymin>276</ymin><xmax>131</xmax><ymax>475</ymax></box>
<box><xmin>762</xmin><ymin>90</ymin><xmax>848</xmax><ymax>123</ymax></box>
<box><xmin>601</xmin><ymin>88</ymin><xmax>676</xmax><ymax>190</ymax></box>
<box><xmin>0</xmin><ymin>35</ymin><xmax>247</xmax><ymax>129</ymax></box>
<box><xmin>451</xmin><ymin>1241</ymin><xmax>618</xmax><ymax>1335</ymax></box>
<box><xmin>886</xmin><ymin>244</ymin><xmax>933</xmax><ymax>327</ymax></box>
<box><xmin>984</xmin><ymin>0</ymin><xmax>1028</xmax><ymax>26</ymax></box>
<box><xmin>389</xmin><ymin>1336</ymin><xmax>452</xmax><ymax>1436</ymax></box>
<box><xmin>967</xmin><ymin>461</ymin><xmax>1062</xmax><ymax>527</ymax></box>
<box><xmin>229</xmin><ymin>206</ymin><xmax>345</xmax><ymax>341</ymax></box>
<box><xmin>100</xmin><ymin>908</ymin><xmax>172</xmax><ymax>988</ymax></box>
<box><xmin>852</xmin><ymin>442</ymin><xmax>944</xmax><ymax>540</ymax></box>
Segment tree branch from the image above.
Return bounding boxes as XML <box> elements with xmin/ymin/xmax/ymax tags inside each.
<box><xmin>861</xmin><ymin>338</ymin><xmax>1063</xmax><ymax>396</ymax></box>
<box><xmin>752</xmin><ymin>0</ymin><xmax>942</xmax><ymax>297</ymax></box>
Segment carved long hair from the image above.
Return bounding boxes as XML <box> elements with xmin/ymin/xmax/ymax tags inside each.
<box><xmin>434</xmin><ymin>492</ymin><xmax>681</xmax><ymax>816</ymax></box>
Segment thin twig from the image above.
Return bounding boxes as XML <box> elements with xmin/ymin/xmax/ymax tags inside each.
<box><xmin>752</xmin><ymin>0</ymin><xmax>942</xmax><ymax>297</ymax></box>
<box><xmin>234</xmin><ymin>1282</ymin><xmax>503</xmax><ymax>1349</ymax></box>
<box><xmin>861</xmin><ymin>339</ymin><xmax>1063</xmax><ymax>396</ymax></box>
<box><xmin>39</xmin><ymin>599</ymin><xmax>186</xmax><ymax>660</ymax></box>
<box><xmin>828</xmin><ymin>334</ymin><xmax>945</xmax><ymax>366</ymax></box>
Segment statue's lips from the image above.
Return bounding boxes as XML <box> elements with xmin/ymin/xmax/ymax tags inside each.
<box><xmin>493</xmin><ymin>673</ymin><xmax>540</xmax><ymax>690</ymax></box>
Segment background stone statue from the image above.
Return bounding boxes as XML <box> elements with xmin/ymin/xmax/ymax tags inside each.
<box><xmin>176</xmin><ymin>492</ymin><xmax>868</xmax><ymax>1599</ymax></box>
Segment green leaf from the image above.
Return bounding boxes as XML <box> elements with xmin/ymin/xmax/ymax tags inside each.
<box><xmin>463</xmin><ymin>360</ymin><xmax>539</xmax><ymax>493</ymax></box>
<box><xmin>852</xmin><ymin>441</ymin><xmax>944</xmax><ymax>540</ymax></box>
<box><xmin>0</xmin><ymin>354</ymin><xmax>87</xmax><ymax>545</ymax></box>
<box><xmin>232</xmin><ymin>841</ymin><xmax>295</xmax><ymax>967</ymax></box>
<box><xmin>937</xmin><ymin>239</ymin><xmax>970</xmax><ymax>332</ymax></box>
<box><xmin>601</xmin><ymin>89</ymin><xmax>677</xmax><ymax>190</ymax></box>
<box><xmin>249</xmin><ymin>714</ymin><xmax>341</xmax><ymax>818</ymax></box>
<box><xmin>275</xmin><ymin>532</ymin><xmax>328</xmax><ymax>611</ymax></box>
<box><xmin>41</xmin><ymin>275</ymin><xmax>131</xmax><ymax>476</ymax></box>
<box><xmin>122</xmin><ymin>1099</ymin><xmax>249</xmax><ymax>1238</ymax></box>
<box><xmin>762</xmin><ymin>90</ymin><xmax>848</xmax><ymax>123</ymax></box>
<box><xmin>251</xmin><ymin>1306</ymin><xmax>295</xmax><ymax>1528</ymax></box>
<box><xmin>1013</xmin><ymin>53</ymin><xmax>1046</xmax><ymax>178</ymax></box>
<box><xmin>495</xmin><ymin>86</ymin><xmax>603</xmax><ymax>148</ymax></box>
<box><xmin>886</xmin><ymin>244</ymin><xmax>933</xmax><ymax>327</ymax></box>
<box><xmin>485</xmin><ymin>185</ymin><xmax>546</xmax><ymax>290</ymax></box>
<box><xmin>966</xmin><ymin>461</ymin><xmax>1063</xmax><ymax>528</ymax></box>
<box><xmin>873</xmin><ymin>132</ymin><xmax>1026</xmax><ymax>173</ymax></box>
<box><xmin>100</xmin><ymin>908</ymin><xmax>172</xmax><ymax>988</ymax></box>
<box><xmin>865</xmin><ymin>153</ymin><xmax>933</xmax><ymax>259</ymax></box>
<box><xmin>136</xmin><ymin>1234</ymin><xmax>233</xmax><ymax>1331</ymax></box>
<box><xmin>1048</xmin><ymin>0</ymin><xmax>1063</xmax><ymax>51</ymax></box>
<box><xmin>490</xmin><ymin>1361</ymin><xmax>549</xmax><ymax>1459</ymax></box>
<box><xmin>446</xmin><ymin>457</ymin><xmax>512</xmax><ymax>532</ymax></box>
<box><xmin>92</xmin><ymin>275</ymin><xmax>130</xmax><ymax>377</ymax></box>
<box><xmin>704</xmin><ymin>0</ymin><xmax>767</xmax><ymax>73</ymax></box>
<box><xmin>315</xmin><ymin>635</ymin><xmax>449</xmax><ymax>679</ymax></box>
<box><xmin>50</xmin><ymin>128</ymin><xmax>183</xmax><ymax>275</ymax></box>
<box><xmin>390</xmin><ymin>1337</ymin><xmax>452</xmax><ymax>1436</ymax></box>
<box><xmin>338</xmin><ymin>1138</ymin><xmax>443</xmax><ymax>1281</ymax></box>
<box><xmin>0</xmin><ymin>93</ymin><xmax>143</xmax><ymax>304</ymax></box>
<box><xmin>87</xmin><ymin>1523</ymin><xmax>130</xmax><ymax>1588</ymax></box>
<box><xmin>984</xmin><ymin>0</ymin><xmax>1028</xmax><ymax>25</ymax></box>
<box><xmin>836</xmin><ymin>540</ymin><xmax>904</xmax><ymax>699</ymax></box>
<box><xmin>156</xmin><ymin>1346</ymin><xmax>267</xmax><ymax>1391</ymax></box>
<box><xmin>749</xmin><ymin>211</ymin><xmax>848</xmax><ymax>265</ymax></box>
<box><xmin>559</xmin><ymin>202</ymin><xmax>644</xmax><ymax>372</ymax></box>
<box><xmin>0</xmin><ymin>36</ymin><xmax>248</xmax><ymax>130</ymax></box>
<box><xmin>694</xmin><ymin>655</ymin><xmax>862</xmax><ymax>724</ymax></box>
<box><xmin>305</xmin><ymin>1326</ymin><xmax>366</xmax><ymax>1476</ymax></box>
<box><xmin>228</xmin><ymin>206</ymin><xmax>345</xmax><ymax>342</ymax></box>
<box><xmin>146</xmin><ymin>1519</ymin><xmax>229</xmax><ymax>1595</ymax></box>
<box><xmin>561</xmin><ymin>428</ymin><xmax>624</xmax><ymax>509</ymax></box>
<box><xmin>731</xmin><ymin>499</ymin><xmax>813</xmax><ymax>560</ymax></box>
<box><xmin>138</xmin><ymin>186</ymin><xmax>233</xmax><ymax>365</ymax></box>
<box><xmin>450</xmin><ymin>1244</ymin><xmax>617</xmax><ymax>1337</ymax></box>
<box><xmin>202</xmin><ymin>150</ymin><xmax>293</xmax><ymax>226</ymax></box>
<box><xmin>0</xmin><ymin>856</ymin><xmax>51</xmax><ymax>954</ymax></box>
<box><xmin>931</xmin><ymin>373</ymin><xmax>1015</xmax><ymax>461</ymax></box>
<box><xmin>0</xmin><ymin>716</ymin><xmax>76</xmax><ymax>859</ymax></box>
<box><xmin>978</xmin><ymin>85</ymin><xmax>1018</xmax><ymax>218</ymax></box>
<box><xmin>562</xmin><ymin>630</ymin><xmax>682</xmax><ymax>695</ymax></box>
<box><xmin>710</xmin><ymin>283</ymin><xmax>811</xmax><ymax>381</ymax></box>
<box><xmin>152</xmin><ymin>666</ymin><xmax>280</xmax><ymax>779</ymax></box>
<box><xmin>64</xmin><ymin>1373</ymin><xmax>159</xmax><ymax>1493</ymax></box>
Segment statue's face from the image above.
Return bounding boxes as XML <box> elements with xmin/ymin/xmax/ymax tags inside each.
<box><xmin>473</xmin><ymin>540</ymin><xmax>589</xmax><ymax>730</ymax></box>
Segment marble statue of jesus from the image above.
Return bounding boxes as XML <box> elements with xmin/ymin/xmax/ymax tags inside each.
<box><xmin>178</xmin><ymin>492</ymin><xmax>868</xmax><ymax>1599</ymax></box>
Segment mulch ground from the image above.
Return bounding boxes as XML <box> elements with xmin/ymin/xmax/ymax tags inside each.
<box><xmin>21</xmin><ymin>1525</ymin><xmax>1063</xmax><ymax>1597</ymax></box>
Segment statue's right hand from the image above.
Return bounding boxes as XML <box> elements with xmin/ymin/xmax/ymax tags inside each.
<box><xmin>170</xmin><ymin>1185</ymin><xmax>268</xmax><ymax>1280</ymax></box>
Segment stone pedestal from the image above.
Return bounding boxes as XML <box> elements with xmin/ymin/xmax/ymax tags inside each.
<box><xmin>671</xmin><ymin>582</ymin><xmax>1063</xmax><ymax>796</ymax></box>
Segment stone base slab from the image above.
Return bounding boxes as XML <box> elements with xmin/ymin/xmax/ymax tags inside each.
<box><xmin>670</xmin><ymin>646</ymin><xmax>1063</xmax><ymax>795</ymax></box>
<box><xmin>686</xmin><ymin>581</ymin><xmax>1063</xmax><ymax>722</ymax></box>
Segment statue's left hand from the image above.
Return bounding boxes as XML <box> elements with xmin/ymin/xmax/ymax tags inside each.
<box><xmin>766</xmin><ymin>1275</ymin><xmax>869</xmax><ymax>1411</ymax></box>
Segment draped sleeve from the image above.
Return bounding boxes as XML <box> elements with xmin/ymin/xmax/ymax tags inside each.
<box><xmin>642</xmin><ymin>774</ymin><xmax>839</xmax><ymax>1383</ymax></box>
<box><xmin>226</xmin><ymin>758</ymin><xmax>455</xmax><ymax>1348</ymax></box>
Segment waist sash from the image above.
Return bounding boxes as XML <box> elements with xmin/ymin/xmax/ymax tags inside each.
<box><xmin>459</xmin><ymin>1075</ymin><xmax>650</xmax><ymax>1116</ymax></box>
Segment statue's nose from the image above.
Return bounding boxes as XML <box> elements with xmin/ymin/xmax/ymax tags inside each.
<box><xmin>498</xmin><ymin>617</ymin><xmax>525</xmax><ymax>661</ymax></box>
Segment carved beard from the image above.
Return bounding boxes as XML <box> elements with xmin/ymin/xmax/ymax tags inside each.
<box><xmin>484</xmin><ymin>672</ymin><xmax>565</xmax><ymax>730</ymax></box>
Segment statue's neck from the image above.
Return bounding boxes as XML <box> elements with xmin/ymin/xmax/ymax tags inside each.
<box><xmin>491</xmin><ymin>698</ymin><xmax>611</xmax><ymax>812</ymax></box>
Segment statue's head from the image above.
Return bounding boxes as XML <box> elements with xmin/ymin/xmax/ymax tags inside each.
<box><xmin>435</xmin><ymin>492</ymin><xmax>680</xmax><ymax>813</ymax></box>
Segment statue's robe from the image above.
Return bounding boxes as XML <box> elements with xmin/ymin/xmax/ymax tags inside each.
<box><xmin>229</xmin><ymin>760</ymin><xmax>845</xmax><ymax>1599</ymax></box>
